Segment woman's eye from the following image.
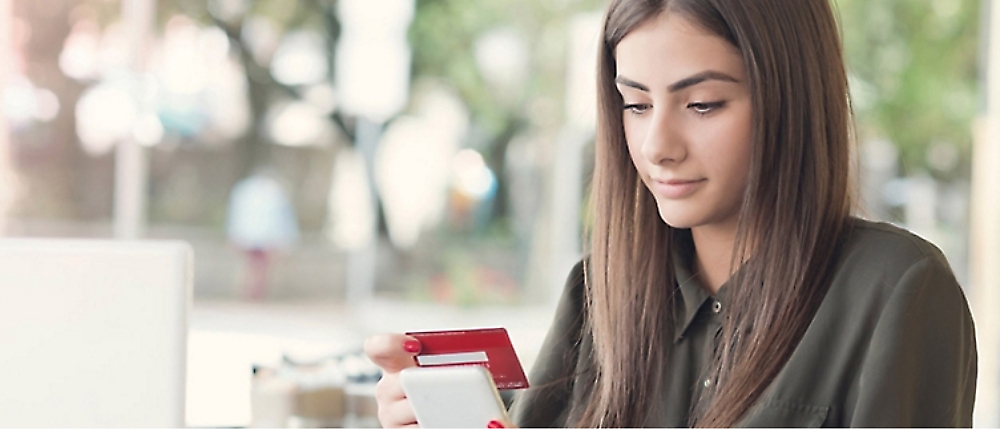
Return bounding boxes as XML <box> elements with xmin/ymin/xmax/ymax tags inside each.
<box><xmin>687</xmin><ymin>101</ymin><xmax>725</xmax><ymax>115</ymax></box>
<box><xmin>623</xmin><ymin>103</ymin><xmax>651</xmax><ymax>115</ymax></box>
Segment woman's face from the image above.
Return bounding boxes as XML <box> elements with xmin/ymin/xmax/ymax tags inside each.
<box><xmin>615</xmin><ymin>12</ymin><xmax>752</xmax><ymax>232</ymax></box>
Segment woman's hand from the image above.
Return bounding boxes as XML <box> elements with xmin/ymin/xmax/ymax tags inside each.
<box><xmin>364</xmin><ymin>333</ymin><xmax>422</xmax><ymax>428</ymax></box>
<box><xmin>364</xmin><ymin>333</ymin><xmax>519</xmax><ymax>428</ymax></box>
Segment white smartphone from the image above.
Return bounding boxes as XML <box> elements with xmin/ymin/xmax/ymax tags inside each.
<box><xmin>400</xmin><ymin>366</ymin><xmax>510</xmax><ymax>428</ymax></box>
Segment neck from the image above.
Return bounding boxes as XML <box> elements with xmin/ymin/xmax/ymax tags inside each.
<box><xmin>690</xmin><ymin>221</ymin><xmax>740</xmax><ymax>295</ymax></box>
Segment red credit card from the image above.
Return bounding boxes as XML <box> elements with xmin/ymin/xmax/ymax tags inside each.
<box><xmin>406</xmin><ymin>327</ymin><xmax>529</xmax><ymax>390</ymax></box>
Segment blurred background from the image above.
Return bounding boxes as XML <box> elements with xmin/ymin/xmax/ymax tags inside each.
<box><xmin>2</xmin><ymin>0</ymin><xmax>1000</xmax><ymax>427</ymax></box>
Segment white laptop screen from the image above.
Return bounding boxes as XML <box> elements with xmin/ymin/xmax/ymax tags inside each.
<box><xmin>0</xmin><ymin>239</ymin><xmax>191</xmax><ymax>428</ymax></box>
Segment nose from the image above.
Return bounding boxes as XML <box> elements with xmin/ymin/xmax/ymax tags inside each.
<box><xmin>640</xmin><ymin>110</ymin><xmax>686</xmax><ymax>165</ymax></box>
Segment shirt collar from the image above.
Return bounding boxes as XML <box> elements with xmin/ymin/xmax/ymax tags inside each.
<box><xmin>672</xmin><ymin>230</ymin><xmax>726</xmax><ymax>343</ymax></box>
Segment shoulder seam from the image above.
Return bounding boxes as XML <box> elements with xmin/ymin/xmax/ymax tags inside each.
<box><xmin>850</xmin><ymin>219</ymin><xmax>946</xmax><ymax>262</ymax></box>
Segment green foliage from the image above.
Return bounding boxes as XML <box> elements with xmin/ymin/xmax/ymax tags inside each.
<box><xmin>402</xmin><ymin>231</ymin><xmax>522</xmax><ymax>307</ymax></box>
<box><xmin>835</xmin><ymin>0</ymin><xmax>981</xmax><ymax>178</ymax></box>
<box><xmin>409</xmin><ymin>0</ymin><xmax>605</xmax><ymax>139</ymax></box>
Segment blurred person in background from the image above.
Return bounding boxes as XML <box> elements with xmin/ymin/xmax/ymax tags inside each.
<box><xmin>364</xmin><ymin>0</ymin><xmax>976</xmax><ymax>427</ymax></box>
<box><xmin>226</xmin><ymin>171</ymin><xmax>300</xmax><ymax>300</ymax></box>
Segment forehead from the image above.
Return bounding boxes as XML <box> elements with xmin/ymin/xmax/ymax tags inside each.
<box><xmin>614</xmin><ymin>12</ymin><xmax>744</xmax><ymax>84</ymax></box>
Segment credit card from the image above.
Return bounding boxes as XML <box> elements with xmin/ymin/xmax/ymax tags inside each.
<box><xmin>406</xmin><ymin>327</ymin><xmax>529</xmax><ymax>390</ymax></box>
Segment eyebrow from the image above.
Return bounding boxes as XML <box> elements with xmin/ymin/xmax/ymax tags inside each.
<box><xmin>615</xmin><ymin>70</ymin><xmax>740</xmax><ymax>93</ymax></box>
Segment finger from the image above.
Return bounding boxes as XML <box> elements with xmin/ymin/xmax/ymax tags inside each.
<box><xmin>488</xmin><ymin>418</ymin><xmax>517</xmax><ymax>428</ymax></box>
<box><xmin>386</xmin><ymin>398</ymin><xmax>418</xmax><ymax>423</ymax></box>
<box><xmin>378</xmin><ymin>397</ymin><xmax>418</xmax><ymax>428</ymax></box>
<box><xmin>364</xmin><ymin>333</ymin><xmax>420</xmax><ymax>373</ymax></box>
<box><xmin>375</xmin><ymin>372</ymin><xmax>406</xmax><ymax>401</ymax></box>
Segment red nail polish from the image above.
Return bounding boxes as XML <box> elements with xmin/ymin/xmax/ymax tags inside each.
<box><xmin>487</xmin><ymin>420</ymin><xmax>505</xmax><ymax>428</ymax></box>
<box><xmin>403</xmin><ymin>339</ymin><xmax>421</xmax><ymax>353</ymax></box>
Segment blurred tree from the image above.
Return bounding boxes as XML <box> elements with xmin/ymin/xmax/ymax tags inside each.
<box><xmin>409</xmin><ymin>0</ymin><xmax>604</xmax><ymax>226</ymax></box>
<box><xmin>152</xmin><ymin>0</ymin><xmax>347</xmax><ymax>229</ymax></box>
<box><xmin>8</xmin><ymin>0</ymin><xmax>349</xmax><ymax>227</ymax></box>
<box><xmin>9</xmin><ymin>1</ymin><xmax>85</xmax><ymax>219</ymax></box>
<box><xmin>171</xmin><ymin>0</ymin><xmax>347</xmax><ymax>174</ymax></box>
<box><xmin>836</xmin><ymin>0</ymin><xmax>981</xmax><ymax>180</ymax></box>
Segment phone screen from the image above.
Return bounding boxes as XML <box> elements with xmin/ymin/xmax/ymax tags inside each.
<box><xmin>400</xmin><ymin>366</ymin><xmax>510</xmax><ymax>428</ymax></box>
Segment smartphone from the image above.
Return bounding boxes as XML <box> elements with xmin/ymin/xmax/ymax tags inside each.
<box><xmin>400</xmin><ymin>365</ymin><xmax>510</xmax><ymax>428</ymax></box>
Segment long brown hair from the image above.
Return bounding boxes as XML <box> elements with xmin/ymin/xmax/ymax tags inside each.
<box><xmin>578</xmin><ymin>0</ymin><xmax>855</xmax><ymax>427</ymax></box>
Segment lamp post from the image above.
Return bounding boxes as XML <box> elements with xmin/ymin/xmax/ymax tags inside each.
<box><xmin>335</xmin><ymin>0</ymin><xmax>414</xmax><ymax>305</ymax></box>
<box><xmin>971</xmin><ymin>0</ymin><xmax>1000</xmax><ymax>425</ymax></box>
<box><xmin>0</xmin><ymin>0</ymin><xmax>20</xmax><ymax>235</ymax></box>
<box><xmin>113</xmin><ymin>0</ymin><xmax>155</xmax><ymax>239</ymax></box>
<box><xmin>544</xmin><ymin>13</ymin><xmax>600</xmax><ymax>305</ymax></box>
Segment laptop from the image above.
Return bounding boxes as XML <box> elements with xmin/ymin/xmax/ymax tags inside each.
<box><xmin>0</xmin><ymin>239</ymin><xmax>192</xmax><ymax>427</ymax></box>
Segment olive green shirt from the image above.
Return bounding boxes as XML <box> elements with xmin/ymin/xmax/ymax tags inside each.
<box><xmin>510</xmin><ymin>219</ymin><xmax>977</xmax><ymax>427</ymax></box>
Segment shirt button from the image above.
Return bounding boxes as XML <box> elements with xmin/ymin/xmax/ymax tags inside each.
<box><xmin>703</xmin><ymin>379</ymin><xmax>712</xmax><ymax>387</ymax></box>
<box><xmin>712</xmin><ymin>300</ymin><xmax>723</xmax><ymax>313</ymax></box>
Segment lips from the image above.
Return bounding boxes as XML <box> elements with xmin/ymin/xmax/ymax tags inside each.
<box><xmin>650</xmin><ymin>177</ymin><xmax>706</xmax><ymax>199</ymax></box>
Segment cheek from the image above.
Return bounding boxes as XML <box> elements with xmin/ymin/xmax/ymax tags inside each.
<box><xmin>622</xmin><ymin>118</ymin><xmax>647</xmax><ymax>171</ymax></box>
<box><xmin>731</xmin><ymin>114</ymin><xmax>754</xmax><ymax>176</ymax></box>
<box><xmin>706</xmin><ymin>110</ymin><xmax>753</xmax><ymax>175</ymax></box>
<box><xmin>722</xmin><ymin>122</ymin><xmax>753</xmax><ymax>191</ymax></box>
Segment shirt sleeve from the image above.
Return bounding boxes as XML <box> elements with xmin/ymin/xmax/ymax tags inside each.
<box><xmin>850</xmin><ymin>256</ymin><xmax>977</xmax><ymax>427</ymax></box>
<box><xmin>509</xmin><ymin>260</ymin><xmax>587</xmax><ymax>428</ymax></box>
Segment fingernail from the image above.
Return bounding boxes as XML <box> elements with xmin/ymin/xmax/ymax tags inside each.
<box><xmin>403</xmin><ymin>339</ymin><xmax>421</xmax><ymax>354</ymax></box>
<box><xmin>487</xmin><ymin>420</ymin><xmax>505</xmax><ymax>428</ymax></box>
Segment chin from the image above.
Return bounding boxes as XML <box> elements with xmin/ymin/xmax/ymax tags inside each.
<box><xmin>655</xmin><ymin>204</ymin><xmax>701</xmax><ymax>229</ymax></box>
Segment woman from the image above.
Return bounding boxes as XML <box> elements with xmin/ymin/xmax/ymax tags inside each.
<box><xmin>365</xmin><ymin>0</ymin><xmax>977</xmax><ymax>426</ymax></box>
